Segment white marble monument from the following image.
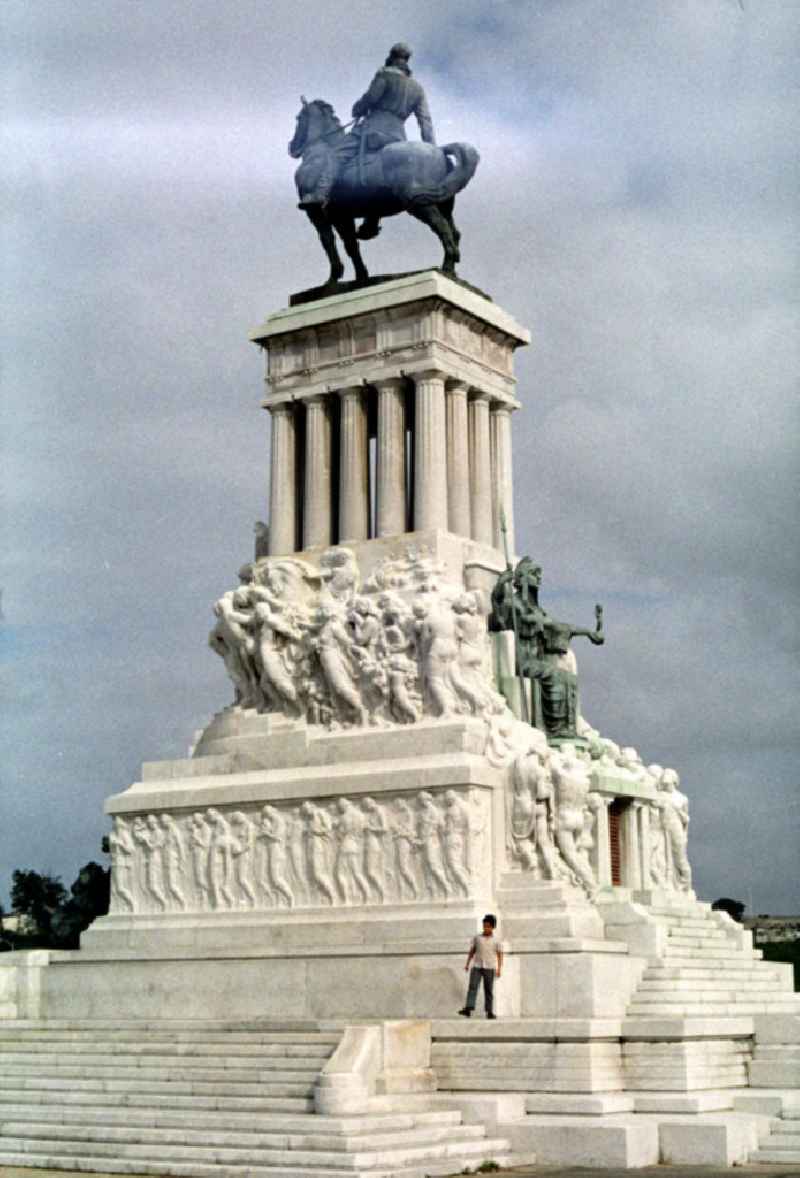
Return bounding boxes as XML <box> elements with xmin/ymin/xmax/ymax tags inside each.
<box><xmin>2</xmin><ymin>270</ymin><xmax>797</xmax><ymax>1173</ymax></box>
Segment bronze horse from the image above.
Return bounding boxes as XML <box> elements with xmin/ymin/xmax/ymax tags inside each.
<box><xmin>289</xmin><ymin>99</ymin><xmax>479</xmax><ymax>285</ymax></box>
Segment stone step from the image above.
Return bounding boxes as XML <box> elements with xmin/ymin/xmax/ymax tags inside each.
<box><xmin>0</xmin><ymin>1088</ymin><xmax>314</xmax><ymax>1114</ymax></box>
<box><xmin>751</xmin><ymin>1149</ymin><xmax>800</xmax><ymax>1164</ymax></box>
<box><xmin>632</xmin><ymin>986</ymin><xmax>785</xmax><ymax>1001</ymax></box>
<box><xmin>0</xmin><ymin>1151</ymin><xmax>520</xmax><ymax>1178</ymax></box>
<box><xmin>0</xmin><ymin>1038</ymin><xmax>334</xmax><ymax>1058</ymax></box>
<box><xmin>1</xmin><ymin>1062</ymin><xmax>320</xmax><ymax>1086</ymax></box>
<box><xmin>0</xmin><ymin>1104</ymin><xmax>464</xmax><ymax>1136</ymax></box>
<box><xmin>0</xmin><ymin>1028</ymin><xmax>341</xmax><ymax>1045</ymax></box>
<box><xmin>662</xmin><ymin>943</ymin><xmax>761</xmax><ymax>958</ymax></box>
<box><xmin>644</xmin><ymin>964</ymin><xmax>781</xmax><ymax>980</ymax></box>
<box><xmin>0</xmin><ymin>1132</ymin><xmax>515</xmax><ymax>1172</ymax></box>
<box><xmin>0</xmin><ymin>1074</ymin><xmax>314</xmax><ymax>1098</ymax></box>
<box><xmin>0</xmin><ymin>1048</ymin><xmax>328</xmax><ymax>1068</ymax></box>
<box><xmin>0</xmin><ymin>1120</ymin><xmax>489</xmax><ymax>1153</ymax></box>
<box><xmin>626</xmin><ymin>1001</ymin><xmax>798</xmax><ymax>1016</ymax></box>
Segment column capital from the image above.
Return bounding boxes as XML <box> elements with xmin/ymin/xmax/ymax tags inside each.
<box><xmin>445</xmin><ymin>379</ymin><xmax>470</xmax><ymax>396</ymax></box>
<box><xmin>469</xmin><ymin>389</ymin><xmax>492</xmax><ymax>405</ymax></box>
<box><xmin>411</xmin><ymin>367</ymin><xmax>448</xmax><ymax>385</ymax></box>
<box><xmin>490</xmin><ymin>400</ymin><xmax>515</xmax><ymax>416</ymax></box>
<box><xmin>269</xmin><ymin>400</ymin><xmax>295</xmax><ymax>417</ymax></box>
<box><xmin>338</xmin><ymin>383</ymin><xmax>365</xmax><ymax>400</ymax></box>
<box><xmin>304</xmin><ymin>392</ymin><xmax>329</xmax><ymax>406</ymax></box>
<box><xmin>371</xmin><ymin>375</ymin><xmax>407</xmax><ymax>394</ymax></box>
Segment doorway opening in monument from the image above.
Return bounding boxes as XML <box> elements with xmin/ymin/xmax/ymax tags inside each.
<box><xmin>608</xmin><ymin>798</ymin><xmax>627</xmax><ymax>887</ymax></box>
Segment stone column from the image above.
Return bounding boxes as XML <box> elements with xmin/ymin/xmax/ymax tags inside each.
<box><xmin>468</xmin><ymin>392</ymin><xmax>493</xmax><ymax>545</ymax></box>
<box><xmin>593</xmin><ymin>796</ymin><xmax>613</xmax><ymax>887</ymax></box>
<box><xmin>375</xmin><ymin>377</ymin><xmax>406</xmax><ymax>537</ymax></box>
<box><xmin>268</xmin><ymin>402</ymin><xmax>297</xmax><ymax>555</ymax></box>
<box><xmin>491</xmin><ymin>402</ymin><xmax>515</xmax><ymax>552</ymax></box>
<box><xmin>413</xmin><ymin>370</ymin><xmax>448</xmax><ymax>532</ymax></box>
<box><xmin>303</xmin><ymin>394</ymin><xmax>332</xmax><ymax>549</ymax></box>
<box><xmin>338</xmin><ymin>385</ymin><xmax>370</xmax><ymax>543</ymax></box>
<box><xmin>638</xmin><ymin>803</ymin><xmax>652</xmax><ymax>892</ymax></box>
<box><xmin>446</xmin><ymin>381</ymin><xmax>470</xmax><ymax>537</ymax></box>
<box><xmin>624</xmin><ymin>803</ymin><xmax>643</xmax><ymax>891</ymax></box>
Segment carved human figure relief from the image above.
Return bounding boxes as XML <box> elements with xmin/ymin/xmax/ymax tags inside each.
<box><xmin>285</xmin><ymin>807</ymin><xmax>308</xmax><ymax>905</ymax></box>
<box><xmin>392</xmin><ymin>798</ymin><xmax>419</xmax><ymax>900</ymax></box>
<box><xmin>230</xmin><ymin>811</ymin><xmax>257</xmax><ymax>906</ymax></box>
<box><xmin>302</xmin><ymin>801</ymin><xmax>336</xmax><ymax>905</ymax></box>
<box><xmin>658</xmin><ymin>768</ymin><xmax>692</xmax><ymax>890</ymax></box>
<box><xmin>132</xmin><ymin>815</ymin><xmax>167</xmax><ymax>911</ymax></box>
<box><xmin>442</xmin><ymin>790</ymin><xmax>471</xmax><ymax>897</ymax></box>
<box><xmin>250</xmin><ymin>588</ymin><xmax>305</xmax><ymax>717</ymax></box>
<box><xmin>414</xmin><ymin>597</ymin><xmax>460</xmax><ymax>717</ymax></box>
<box><xmin>362</xmin><ymin>797</ymin><xmax>389</xmax><ymax>902</ymax></box>
<box><xmin>319</xmin><ymin>546</ymin><xmax>359</xmax><ymax>601</ymax></box>
<box><xmin>550</xmin><ymin>744</ymin><xmax>598</xmax><ymax>898</ymax></box>
<box><xmin>451</xmin><ymin>592</ymin><xmax>495</xmax><ymax>713</ymax></box>
<box><xmin>109</xmin><ymin>817</ymin><xmax>135</xmax><ymax>912</ymax></box>
<box><xmin>334</xmin><ymin>797</ymin><xmax>370</xmax><ymax>904</ymax></box>
<box><xmin>466</xmin><ymin>788</ymin><xmax>487</xmax><ymax>879</ymax></box>
<box><xmin>378</xmin><ymin>592</ymin><xmax>421</xmax><ymax>724</ymax></box>
<box><xmin>209</xmin><ymin>589</ymin><xmax>259</xmax><ymax>709</ymax></box>
<box><xmin>348</xmin><ymin>598</ymin><xmax>389</xmax><ymax>724</ymax></box>
<box><xmin>190</xmin><ymin>811</ymin><xmax>212</xmax><ymax>909</ymax></box>
<box><xmin>207</xmin><ymin>807</ymin><xmax>236</xmax><ymax>909</ymax></box>
<box><xmin>313</xmin><ymin>601</ymin><xmax>368</xmax><ymax>727</ymax></box>
<box><xmin>416</xmin><ymin>790</ymin><xmax>450</xmax><ymax>898</ymax></box>
<box><xmin>258</xmin><ymin>805</ymin><xmax>294</xmax><ymax>907</ymax></box>
<box><xmin>161</xmin><ymin>814</ymin><xmax>187</xmax><ymax>910</ymax></box>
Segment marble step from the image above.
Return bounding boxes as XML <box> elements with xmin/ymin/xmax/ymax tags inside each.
<box><xmin>0</xmin><ymin>1088</ymin><xmax>314</xmax><ymax>1114</ymax></box>
<box><xmin>626</xmin><ymin>1001</ymin><xmax>798</xmax><ymax>1016</ymax></box>
<box><xmin>0</xmin><ymin>1063</ymin><xmax>320</xmax><ymax>1086</ymax></box>
<box><xmin>0</xmin><ymin>1074</ymin><xmax>315</xmax><ymax>1098</ymax></box>
<box><xmin>0</xmin><ymin>1020</ymin><xmax>341</xmax><ymax>1036</ymax></box>
<box><xmin>0</xmin><ymin>1039</ymin><xmax>334</xmax><ymax>1058</ymax></box>
<box><xmin>0</xmin><ymin>1152</ymin><xmax>521</xmax><ymax>1178</ymax></box>
<box><xmin>751</xmin><ymin>1150</ymin><xmax>800</xmax><ymax>1164</ymax></box>
<box><xmin>0</xmin><ymin>1105</ymin><xmax>464</xmax><ymax>1137</ymax></box>
<box><xmin>633</xmin><ymin>985</ymin><xmax>785</xmax><ymax>1000</ymax></box>
<box><xmin>0</xmin><ymin>1028</ymin><xmax>341</xmax><ymax>1045</ymax></box>
<box><xmin>644</xmin><ymin>964</ymin><xmax>782</xmax><ymax>979</ymax></box>
<box><xmin>662</xmin><ymin>945</ymin><xmax>763</xmax><ymax>960</ymax></box>
<box><xmin>0</xmin><ymin>1055</ymin><xmax>327</xmax><ymax>1074</ymax></box>
<box><xmin>0</xmin><ymin>1132</ymin><xmax>515</xmax><ymax>1171</ymax></box>
<box><xmin>0</xmin><ymin>1120</ymin><xmax>489</xmax><ymax>1153</ymax></box>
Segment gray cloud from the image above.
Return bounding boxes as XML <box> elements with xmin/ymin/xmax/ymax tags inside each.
<box><xmin>2</xmin><ymin>0</ymin><xmax>798</xmax><ymax>914</ymax></box>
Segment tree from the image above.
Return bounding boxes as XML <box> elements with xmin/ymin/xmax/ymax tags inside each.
<box><xmin>10</xmin><ymin>870</ymin><xmax>67</xmax><ymax>941</ymax></box>
<box><xmin>712</xmin><ymin>897</ymin><xmax>746</xmax><ymax>923</ymax></box>
<box><xmin>50</xmin><ymin>862</ymin><xmax>110</xmax><ymax>949</ymax></box>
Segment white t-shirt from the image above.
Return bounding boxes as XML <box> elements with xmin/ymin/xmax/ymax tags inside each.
<box><xmin>471</xmin><ymin>933</ymin><xmax>500</xmax><ymax>970</ymax></box>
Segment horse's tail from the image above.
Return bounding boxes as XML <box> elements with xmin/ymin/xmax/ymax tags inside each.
<box><xmin>408</xmin><ymin>142</ymin><xmax>480</xmax><ymax>207</ymax></box>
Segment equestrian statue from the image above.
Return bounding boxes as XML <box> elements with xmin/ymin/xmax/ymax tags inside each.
<box><xmin>289</xmin><ymin>42</ymin><xmax>479</xmax><ymax>285</ymax></box>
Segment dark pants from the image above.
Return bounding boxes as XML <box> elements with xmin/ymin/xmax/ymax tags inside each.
<box><xmin>465</xmin><ymin>966</ymin><xmax>495</xmax><ymax>1015</ymax></box>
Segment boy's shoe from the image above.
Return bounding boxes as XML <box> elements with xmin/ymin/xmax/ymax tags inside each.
<box><xmin>458</xmin><ymin>1007</ymin><xmax>472</xmax><ymax>1017</ymax></box>
<box><xmin>486</xmin><ymin>1013</ymin><xmax>497</xmax><ymax>1019</ymax></box>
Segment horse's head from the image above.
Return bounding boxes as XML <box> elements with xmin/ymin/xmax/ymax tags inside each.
<box><xmin>288</xmin><ymin>98</ymin><xmax>342</xmax><ymax>159</ymax></box>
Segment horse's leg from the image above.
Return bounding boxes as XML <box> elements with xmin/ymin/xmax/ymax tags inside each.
<box><xmin>407</xmin><ymin>202</ymin><xmax>459</xmax><ymax>275</ymax></box>
<box><xmin>441</xmin><ymin>197</ymin><xmax>461</xmax><ymax>260</ymax></box>
<box><xmin>330</xmin><ymin>213</ymin><xmax>369</xmax><ymax>283</ymax></box>
<box><xmin>305</xmin><ymin>206</ymin><xmax>344</xmax><ymax>284</ymax></box>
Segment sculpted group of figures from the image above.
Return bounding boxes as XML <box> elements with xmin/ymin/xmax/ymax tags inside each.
<box><xmin>107</xmin><ymin>787</ymin><xmax>489</xmax><ymax>916</ymax></box>
<box><xmin>209</xmin><ymin>545</ymin><xmax>505</xmax><ymax>731</ymax></box>
<box><xmin>499</xmin><ymin>725</ymin><xmax>692</xmax><ymax>899</ymax></box>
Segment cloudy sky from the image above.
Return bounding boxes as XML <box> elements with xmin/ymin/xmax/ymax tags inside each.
<box><xmin>3</xmin><ymin>0</ymin><xmax>798</xmax><ymax>915</ymax></box>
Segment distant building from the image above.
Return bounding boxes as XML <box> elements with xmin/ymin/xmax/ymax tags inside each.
<box><xmin>745</xmin><ymin>916</ymin><xmax>800</xmax><ymax>944</ymax></box>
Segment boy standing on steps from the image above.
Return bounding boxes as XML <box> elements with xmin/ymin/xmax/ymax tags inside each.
<box><xmin>459</xmin><ymin>913</ymin><xmax>503</xmax><ymax>1019</ymax></box>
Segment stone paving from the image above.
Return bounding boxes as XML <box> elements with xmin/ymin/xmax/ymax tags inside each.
<box><xmin>1</xmin><ymin>1165</ymin><xmax>799</xmax><ymax>1178</ymax></box>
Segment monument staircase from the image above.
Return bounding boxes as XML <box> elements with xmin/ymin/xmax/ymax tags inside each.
<box><xmin>750</xmin><ymin>1105</ymin><xmax>800</xmax><ymax>1165</ymax></box>
<box><xmin>626</xmin><ymin>899</ymin><xmax>800</xmax><ymax>1019</ymax></box>
<box><xmin>0</xmin><ymin>1019</ymin><xmax>522</xmax><ymax>1177</ymax></box>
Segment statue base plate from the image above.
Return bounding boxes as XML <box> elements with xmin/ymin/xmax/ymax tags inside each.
<box><xmin>289</xmin><ymin>268</ymin><xmax>493</xmax><ymax>306</ymax></box>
